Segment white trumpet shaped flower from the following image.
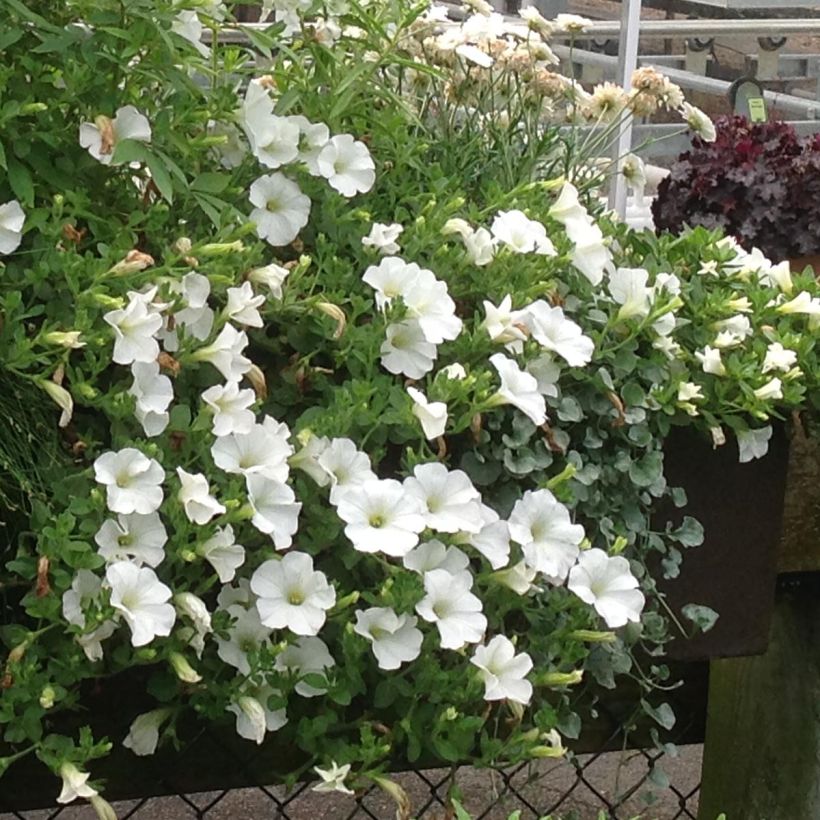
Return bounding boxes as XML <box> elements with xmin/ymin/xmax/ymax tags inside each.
<box><xmin>0</xmin><ymin>199</ymin><xmax>25</xmax><ymax>255</ymax></box>
<box><xmin>211</xmin><ymin>415</ymin><xmax>293</xmax><ymax>482</ymax></box>
<box><xmin>403</xmin><ymin>462</ymin><xmax>482</xmax><ymax>534</ymax></box>
<box><xmin>406</xmin><ymin>386</ymin><xmax>448</xmax><ymax>441</ymax></box>
<box><xmin>247</xmin><ymin>474</ymin><xmax>302</xmax><ymax>549</ymax></box>
<box><xmin>316</xmin><ymin>134</ymin><xmax>375</xmax><ymax>197</ymax></box>
<box><xmin>249</xmin><ymin>172</ymin><xmax>311</xmax><ymax>247</ymax></box>
<box><xmin>489</xmin><ymin>353</ymin><xmax>547</xmax><ymax>426</ymax></box>
<box><xmin>198</xmin><ymin>524</ymin><xmax>245</xmax><ymax>583</ymax></box>
<box><xmin>354</xmin><ymin>607</ymin><xmax>424</xmax><ymax>670</ymax></box>
<box><xmin>79</xmin><ymin>105</ymin><xmax>151</xmax><ymax>165</ymax></box>
<box><xmin>471</xmin><ymin>635</ymin><xmax>533</xmax><ymax>704</ymax></box>
<box><xmin>94</xmin><ymin>512</ymin><xmax>167</xmax><ymax>567</ymax></box>
<box><xmin>106</xmin><ymin>561</ymin><xmax>176</xmax><ymax>647</ymax></box>
<box><xmin>201</xmin><ymin>381</ymin><xmax>256</xmax><ymax>437</ymax></box>
<box><xmin>176</xmin><ymin>467</ymin><xmax>226</xmax><ymax>525</ymax></box>
<box><xmin>416</xmin><ymin>569</ymin><xmax>487</xmax><ymax>650</ymax></box>
<box><xmin>94</xmin><ymin>449</ymin><xmax>164</xmax><ymax>515</ymax></box>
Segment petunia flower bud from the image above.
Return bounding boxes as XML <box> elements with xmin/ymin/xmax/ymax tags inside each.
<box><xmin>40</xmin><ymin>380</ymin><xmax>74</xmax><ymax>428</ymax></box>
<box><xmin>107</xmin><ymin>249</ymin><xmax>155</xmax><ymax>276</ymax></box>
<box><xmin>316</xmin><ymin>302</ymin><xmax>346</xmax><ymax>339</ymax></box>
<box><xmin>42</xmin><ymin>330</ymin><xmax>86</xmax><ymax>349</ymax></box>
<box><xmin>90</xmin><ymin>795</ymin><xmax>118</xmax><ymax>820</ymax></box>
<box><xmin>169</xmin><ymin>652</ymin><xmax>202</xmax><ymax>684</ymax></box>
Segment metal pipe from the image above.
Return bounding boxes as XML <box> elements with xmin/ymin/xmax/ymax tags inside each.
<box><xmin>550</xmin><ymin>18</ymin><xmax>820</xmax><ymax>38</ymax></box>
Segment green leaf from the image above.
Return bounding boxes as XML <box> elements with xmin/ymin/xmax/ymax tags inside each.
<box><xmin>682</xmin><ymin>603</ymin><xmax>719</xmax><ymax>633</ymax></box>
<box><xmin>7</xmin><ymin>156</ymin><xmax>33</xmax><ymax>206</ymax></box>
<box><xmin>672</xmin><ymin>515</ymin><xmax>704</xmax><ymax>547</ymax></box>
<box><xmin>451</xmin><ymin>798</ymin><xmax>472</xmax><ymax>820</ymax></box>
<box><xmin>191</xmin><ymin>172</ymin><xmax>229</xmax><ymax>194</ymax></box>
<box><xmin>628</xmin><ymin>451</ymin><xmax>663</xmax><ymax>488</ymax></box>
<box><xmin>643</xmin><ymin>700</ymin><xmax>675</xmax><ymax>730</ymax></box>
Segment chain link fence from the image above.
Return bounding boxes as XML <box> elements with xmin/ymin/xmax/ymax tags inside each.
<box><xmin>1</xmin><ymin>743</ymin><xmax>702</xmax><ymax>820</ymax></box>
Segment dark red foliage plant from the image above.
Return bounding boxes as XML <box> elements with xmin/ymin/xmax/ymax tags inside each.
<box><xmin>653</xmin><ymin>116</ymin><xmax>820</xmax><ymax>261</ymax></box>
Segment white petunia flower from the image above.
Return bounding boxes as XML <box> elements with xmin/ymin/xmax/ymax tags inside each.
<box><xmin>508</xmin><ymin>489</ymin><xmax>584</xmax><ymax>582</ymax></box>
<box><xmin>491</xmin><ymin>210</ymin><xmax>555</xmax><ymax>255</ymax></box>
<box><xmin>103</xmin><ymin>296</ymin><xmax>163</xmax><ymax>365</ymax></box>
<box><xmin>191</xmin><ymin>324</ymin><xmax>252</xmax><ymax>381</ymax></box>
<box><xmin>316</xmin><ymin>437</ymin><xmax>377</xmax><ymax>503</ymax></box>
<box><xmin>176</xmin><ymin>467</ymin><xmax>226</xmax><ymax>525</ymax></box>
<box><xmin>129</xmin><ymin>361</ymin><xmax>173</xmax><ymax>437</ymax></box>
<box><xmin>211</xmin><ymin>415</ymin><xmax>293</xmax><ymax>482</ymax></box>
<box><xmin>335</xmin><ymin>478</ymin><xmax>426</xmax><ymax>557</ymax></box>
<box><xmin>526</xmin><ymin>354</ymin><xmax>561</xmax><ymax>398</ymax></box>
<box><xmin>467</xmin><ymin>509</ymin><xmax>511</xmax><ymax>570</ymax></box>
<box><xmin>362</xmin><ymin>222</ymin><xmax>403</xmax><ymax>255</ymax></box>
<box><xmin>106</xmin><ymin>561</ymin><xmax>176</xmax><ymax>647</ymax></box>
<box><xmin>0</xmin><ymin>200</ymin><xmax>25</xmax><ymax>255</ymax></box>
<box><xmin>94</xmin><ymin>449</ymin><xmax>164</xmax><ymax>515</ymax></box>
<box><xmin>61</xmin><ymin>571</ymin><xmax>117</xmax><ymax>662</ymax></box>
<box><xmin>753</xmin><ymin>377</ymin><xmax>783</xmax><ymax>402</ymax></box>
<box><xmin>313</xmin><ymin>762</ymin><xmax>355</xmax><ymax>796</ymax></box>
<box><xmin>404</xmin><ymin>462</ymin><xmax>482</xmax><ymax>534</ymax></box>
<box><xmin>251</xmin><ymin>552</ymin><xmax>336</xmax><ymax>635</ymax></box>
<box><xmin>201</xmin><ymin>381</ymin><xmax>256</xmax><ymax>437</ymax></box>
<box><xmin>246</xmin><ymin>475</ymin><xmax>301</xmax><ymax>549</ymax></box>
<box><xmin>407</xmin><ymin>386</ymin><xmax>447</xmax><ymax>440</ymax></box>
<box><xmin>175</xmin><ymin>592</ymin><xmax>212</xmax><ymax>656</ymax></box>
<box><xmin>482</xmin><ymin>295</ymin><xmax>529</xmax><ymax>350</ymax></box>
<box><xmin>380</xmin><ymin>320</ymin><xmax>437</xmax><ymax>378</ymax></box>
<box><xmin>694</xmin><ymin>346</ymin><xmax>726</xmax><ymax>376</ymax></box>
<box><xmin>275</xmin><ymin>636</ymin><xmax>336</xmax><ymax>697</ymax></box>
<box><xmin>492</xmin><ymin>561</ymin><xmax>537</xmax><ymax>595</ymax></box>
<box><xmin>198</xmin><ymin>524</ymin><xmax>245</xmax><ymax>583</ymax></box>
<box><xmin>403</xmin><ymin>539</ymin><xmax>470</xmax><ymax>576</ymax></box>
<box><xmin>762</xmin><ymin>342</ymin><xmax>798</xmax><ymax>374</ymax></box>
<box><xmin>354</xmin><ymin>607</ymin><xmax>423</xmax><ymax>670</ymax></box>
<box><xmin>441</xmin><ymin>363</ymin><xmax>467</xmax><ymax>380</ymax></box>
<box><xmin>123</xmin><ymin>708</ymin><xmax>173</xmax><ymax>757</ymax></box>
<box><xmin>737</xmin><ymin>425</ymin><xmax>773</xmax><ymax>463</ymax></box>
<box><xmin>363</xmin><ymin>255</ymin><xmax>419</xmax><ymax>310</ymax></box>
<box><xmin>416</xmin><ymin>569</ymin><xmax>487</xmax><ymax>650</ymax></box>
<box><xmin>56</xmin><ymin>762</ymin><xmax>98</xmax><ymax>804</ymax></box>
<box><xmin>172</xmin><ymin>10</ymin><xmax>209</xmax><ymax>56</ymax></box>
<box><xmin>776</xmin><ymin>290</ymin><xmax>820</xmax><ymax>317</ymax></box>
<box><xmin>523</xmin><ymin>302</ymin><xmax>594</xmax><ymax>367</ymax></box>
<box><xmin>216</xmin><ymin>603</ymin><xmax>271</xmax><ymax>675</ymax></box>
<box><xmin>316</xmin><ymin>134</ymin><xmax>375</xmax><ymax>197</ymax></box>
<box><xmin>244</xmin><ymin>113</ymin><xmax>301</xmax><ymax>169</ymax></box>
<box><xmin>228</xmin><ymin>690</ymin><xmax>286</xmax><ymax>745</ymax></box>
<box><xmin>677</xmin><ymin>382</ymin><xmax>704</xmax><ymax>403</ymax></box>
<box><xmin>464</xmin><ymin>226</ymin><xmax>496</xmax><ymax>266</ymax></box>
<box><xmin>608</xmin><ymin>267</ymin><xmax>652</xmax><ymax>321</ymax></box>
<box><xmin>402</xmin><ymin>268</ymin><xmax>462</xmax><ymax>344</ymax></box>
<box><xmin>286</xmin><ymin>115</ymin><xmax>331</xmax><ymax>175</ymax></box>
<box><xmin>489</xmin><ymin>353</ymin><xmax>547</xmax><ymax>426</ymax></box>
<box><xmin>249</xmin><ymin>172</ymin><xmax>311</xmax><ymax>246</ymax></box>
<box><xmin>248</xmin><ymin>262</ymin><xmax>291</xmax><ymax>299</ymax></box>
<box><xmin>471</xmin><ymin>635</ymin><xmax>533</xmax><ymax>704</ymax></box>
<box><xmin>94</xmin><ymin>512</ymin><xmax>166</xmax><ymax>567</ymax></box>
<box><xmin>567</xmin><ymin>548</ymin><xmax>645</xmax><ymax>628</ymax></box>
<box><xmin>225</xmin><ymin>282</ymin><xmax>265</xmax><ymax>328</ymax></box>
<box><xmin>79</xmin><ymin>105</ymin><xmax>151</xmax><ymax>165</ymax></box>
<box><xmin>159</xmin><ymin>273</ymin><xmax>214</xmax><ymax>352</ymax></box>
<box><xmin>713</xmin><ymin>315</ymin><xmax>753</xmax><ymax>349</ymax></box>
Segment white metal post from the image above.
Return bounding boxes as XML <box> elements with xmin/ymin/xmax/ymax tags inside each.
<box><xmin>608</xmin><ymin>0</ymin><xmax>643</xmax><ymax>217</ymax></box>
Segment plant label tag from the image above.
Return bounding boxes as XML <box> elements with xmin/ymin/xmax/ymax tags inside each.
<box><xmin>747</xmin><ymin>97</ymin><xmax>767</xmax><ymax>123</ymax></box>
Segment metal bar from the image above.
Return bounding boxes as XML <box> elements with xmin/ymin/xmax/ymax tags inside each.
<box><xmin>609</xmin><ymin>0</ymin><xmax>642</xmax><ymax>216</ymax></box>
<box><xmin>550</xmin><ymin>18</ymin><xmax>820</xmax><ymax>38</ymax></box>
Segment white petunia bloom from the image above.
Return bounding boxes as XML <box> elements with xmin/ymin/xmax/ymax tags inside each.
<box><xmin>775</xmin><ymin>291</ymin><xmax>820</xmax><ymax>316</ymax></box>
<box><xmin>404</xmin><ymin>462</ymin><xmax>482</xmax><ymax>534</ymax></box>
<box><xmin>245</xmin><ymin>113</ymin><xmax>301</xmax><ymax>169</ymax></box>
<box><xmin>248</xmin><ymin>262</ymin><xmax>291</xmax><ymax>300</ymax></box>
<box><xmin>106</xmin><ymin>561</ymin><xmax>176</xmax><ymax>647</ymax></box>
<box><xmin>354</xmin><ymin>607</ymin><xmax>424</xmax><ymax>670</ymax></box>
<box><xmin>159</xmin><ymin>273</ymin><xmax>214</xmax><ymax>352</ymax></box>
<box><xmin>316</xmin><ymin>437</ymin><xmax>377</xmax><ymax>503</ymax></box>
<box><xmin>176</xmin><ymin>467</ymin><xmax>225</xmax><ymax>525</ymax></box>
<box><xmin>567</xmin><ymin>548</ymin><xmax>645</xmax><ymax>628</ymax></box>
<box><xmin>402</xmin><ymin>268</ymin><xmax>462</xmax><ymax>344</ymax></box>
<box><xmin>129</xmin><ymin>361</ymin><xmax>173</xmax><ymax>437</ymax></box>
<box><xmin>491</xmin><ymin>210</ymin><xmax>556</xmax><ymax>255</ymax></box>
<box><xmin>677</xmin><ymin>382</ymin><xmax>704</xmax><ymax>403</ymax></box>
<box><xmin>251</xmin><ymin>552</ymin><xmax>336</xmax><ymax>636</ymax></box>
<box><xmin>225</xmin><ymin>282</ymin><xmax>265</xmax><ymax>328</ymax></box>
<box><xmin>713</xmin><ymin>314</ymin><xmax>753</xmax><ymax>349</ymax></box>
<box><xmin>403</xmin><ymin>539</ymin><xmax>470</xmax><ymax>576</ymax></box>
<box><xmin>523</xmin><ymin>302</ymin><xmax>594</xmax><ymax>367</ymax></box>
<box><xmin>79</xmin><ymin>105</ymin><xmax>151</xmax><ymax>165</ymax></box>
<box><xmin>762</xmin><ymin>342</ymin><xmax>798</xmax><ymax>374</ymax></box>
<box><xmin>198</xmin><ymin>524</ymin><xmax>245</xmax><ymax>583</ymax></box>
<box><xmin>380</xmin><ymin>320</ymin><xmax>437</xmax><ymax>378</ymax></box>
<box><xmin>275</xmin><ymin>636</ymin><xmax>336</xmax><ymax>697</ymax></box>
<box><xmin>508</xmin><ymin>489</ymin><xmax>585</xmax><ymax>582</ymax></box>
<box><xmin>191</xmin><ymin>324</ymin><xmax>252</xmax><ymax>381</ymax></box>
<box><xmin>94</xmin><ymin>449</ymin><xmax>164</xmax><ymax>515</ymax></box>
<box><xmin>56</xmin><ymin>762</ymin><xmax>98</xmax><ymax>804</ymax></box>
<box><xmin>753</xmin><ymin>377</ymin><xmax>783</xmax><ymax>401</ymax></box>
<box><xmin>103</xmin><ymin>296</ymin><xmax>163</xmax><ymax>365</ymax></box>
<box><xmin>216</xmin><ymin>603</ymin><xmax>271</xmax><ymax>675</ymax></box>
<box><xmin>464</xmin><ymin>226</ymin><xmax>496</xmax><ymax>266</ymax></box>
<box><xmin>172</xmin><ymin>10</ymin><xmax>209</xmax><ymax>56</ymax></box>
<box><xmin>246</xmin><ymin>474</ymin><xmax>302</xmax><ymax>549</ymax></box>
<box><xmin>249</xmin><ymin>173</ymin><xmax>311</xmax><ymax>246</ymax></box>
<box><xmin>0</xmin><ymin>199</ymin><xmax>25</xmax><ymax>255</ymax></box>
<box><xmin>201</xmin><ymin>381</ymin><xmax>256</xmax><ymax>437</ymax></box>
<box><xmin>694</xmin><ymin>346</ymin><xmax>726</xmax><ymax>376</ymax></box>
<box><xmin>62</xmin><ymin>570</ymin><xmax>117</xmax><ymax>662</ymax></box>
<box><xmin>175</xmin><ymin>592</ymin><xmax>212</xmax><ymax>656</ymax></box>
<box><xmin>228</xmin><ymin>689</ymin><xmax>286</xmax><ymax>745</ymax></box>
<box><xmin>313</xmin><ymin>762</ymin><xmax>355</xmax><ymax>796</ymax></box>
<box><xmin>489</xmin><ymin>353</ymin><xmax>547</xmax><ymax>426</ymax></box>
<box><xmin>608</xmin><ymin>267</ymin><xmax>653</xmax><ymax>320</ymax></box>
<box><xmin>441</xmin><ymin>362</ymin><xmax>467</xmax><ymax>380</ymax></box>
<box><xmin>416</xmin><ymin>568</ymin><xmax>487</xmax><ymax>650</ymax></box>
<box><xmin>211</xmin><ymin>415</ymin><xmax>293</xmax><ymax>482</ymax></box>
<box><xmin>286</xmin><ymin>115</ymin><xmax>331</xmax><ymax>175</ymax></box>
<box><xmin>737</xmin><ymin>425</ymin><xmax>773</xmax><ymax>463</ymax></box>
<box><xmin>316</xmin><ymin>134</ymin><xmax>375</xmax><ymax>197</ymax></box>
<box><xmin>335</xmin><ymin>478</ymin><xmax>426</xmax><ymax>557</ymax></box>
<box><xmin>467</xmin><ymin>509</ymin><xmax>511</xmax><ymax>570</ymax></box>
<box><xmin>362</xmin><ymin>222</ymin><xmax>403</xmax><ymax>255</ymax></box>
<box><xmin>363</xmin><ymin>255</ymin><xmax>419</xmax><ymax>310</ymax></box>
<box><xmin>470</xmin><ymin>635</ymin><xmax>533</xmax><ymax>704</ymax></box>
<box><xmin>482</xmin><ymin>295</ymin><xmax>529</xmax><ymax>350</ymax></box>
<box><xmin>94</xmin><ymin>512</ymin><xmax>167</xmax><ymax>567</ymax></box>
<box><xmin>407</xmin><ymin>386</ymin><xmax>448</xmax><ymax>440</ymax></box>
<box><xmin>492</xmin><ymin>560</ymin><xmax>538</xmax><ymax>595</ymax></box>
<box><xmin>123</xmin><ymin>708</ymin><xmax>173</xmax><ymax>757</ymax></box>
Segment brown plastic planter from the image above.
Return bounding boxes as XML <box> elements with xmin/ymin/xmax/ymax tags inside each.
<box><xmin>658</xmin><ymin>424</ymin><xmax>791</xmax><ymax>662</ymax></box>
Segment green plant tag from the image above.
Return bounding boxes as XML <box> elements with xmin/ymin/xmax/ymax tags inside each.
<box><xmin>747</xmin><ymin>96</ymin><xmax>767</xmax><ymax>122</ymax></box>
